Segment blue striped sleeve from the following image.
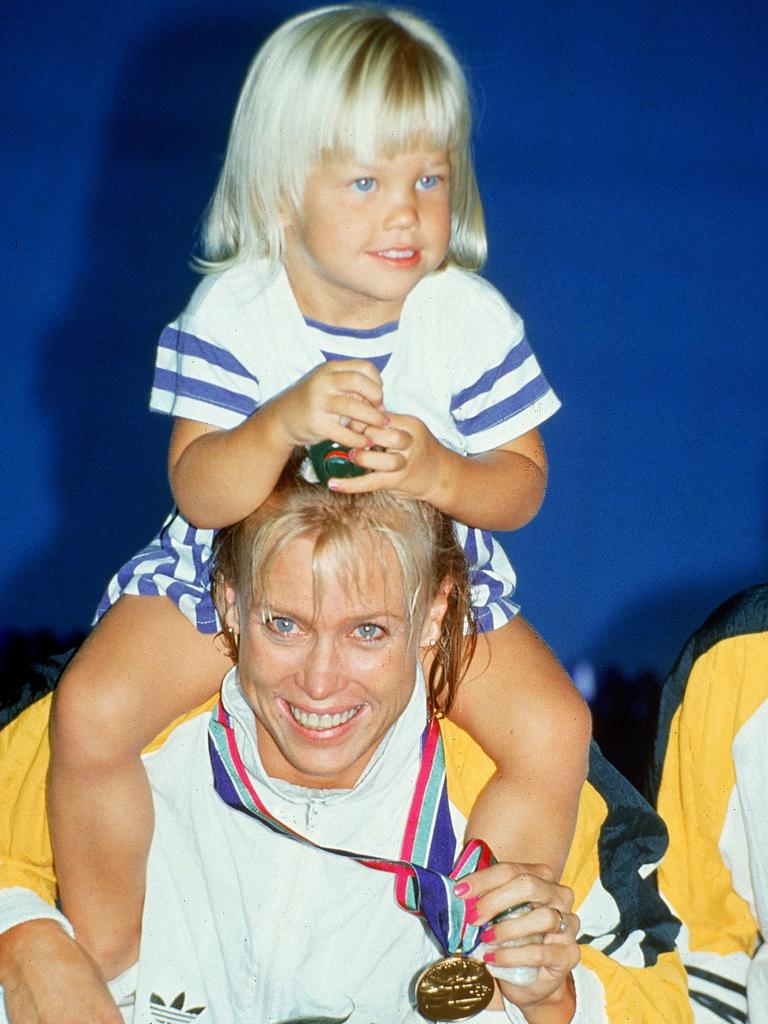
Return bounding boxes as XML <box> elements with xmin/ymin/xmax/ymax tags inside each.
<box><xmin>450</xmin><ymin>334</ymin><xmax>558</xmax><ymax>445</ymax></box>
<box><xmin>451</xmin><ymin>337</ymin><xmax>535</xmax><ymax>410</ymax></box>
<box><xmin>150</xmin><ymin>326</ymin><xmax>260</xmax><ymax>427</ymax></box>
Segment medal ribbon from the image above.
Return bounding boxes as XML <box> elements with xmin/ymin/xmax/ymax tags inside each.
<box><xmin>208</xmin><ymin>698</ymin><xmax>493</xmax><ymax>956</ymax></box>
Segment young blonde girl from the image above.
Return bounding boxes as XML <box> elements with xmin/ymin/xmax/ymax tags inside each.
<box><xmin>49</xmin><ymin>4</ymin><xmax>591</xmax><ymax>977</ymax></box>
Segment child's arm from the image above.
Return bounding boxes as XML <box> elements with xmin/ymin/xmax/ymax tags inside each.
<box><xmin>327</xmin><ymin>413</ymin><xmax>547</xmax><ymax>531</ymax></box>
<box><xmin>447</xmin><ymin>617</ymin><xmax>591</xmax><ymax>877</ymax></box>
<box><xmin>336</xmin><ymin>415</ymin><xmax>588</xmax><ymax>873</ymax></box>
<box><xmin>168</xmin><ymin>359</ymin><xmax>387</xmax><ymax>527</ymax></box>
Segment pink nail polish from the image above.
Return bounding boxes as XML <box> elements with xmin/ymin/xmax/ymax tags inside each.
<box><xmin>483</xmin><ymin>951</ymin><xmax>496</xmax><ymax>963</ymax></box>
<box><xmin>465</xmin><ymin>897</ymin><xmax>479</xmax><ymax>923</ymax></box>
<box><xmin>479</xmin><ymin>928</ymin><xmax>495</xmax><ymax>943</ymax></box>
<box><xmin>328</xmin><ymin>480</ymin><xmax>339</xmax><ymax>491</ymax></box>
<box><xmin>454</xmin><ymin>882</ymin><xmax>470</xmax><ymax>897</ymax></box>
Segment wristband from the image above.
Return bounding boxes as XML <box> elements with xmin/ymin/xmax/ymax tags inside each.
<box><xmin>0</xmin><ymin>887</ymin><xmax>74</xmax><ymax>939</ymax></box>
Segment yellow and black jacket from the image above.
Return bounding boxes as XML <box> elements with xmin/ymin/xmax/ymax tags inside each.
<box><xmin>651</xmin><ymin>585</ymin><xmax>768</xmax><ymax>1023</ymax></box>
<box><xmin>0</xmin><ymin>654</ymin><xmax>692</xmax><ymax>1021</ymax></box>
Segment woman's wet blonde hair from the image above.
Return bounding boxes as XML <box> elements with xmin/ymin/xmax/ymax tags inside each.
<box><xmin>212</xmin><ymin>453</ymin><xmax>476</xmax><ymax>715</ymax></box>
<box><xmin>199</xmin><ymin>5</ymin><xmax>486</xmax><ymax>274</ymax></box>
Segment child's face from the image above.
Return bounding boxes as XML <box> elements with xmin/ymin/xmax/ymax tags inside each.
<box><xmin>282</xmin><ymin>146</ymin><xmax>451</xmax><ymax>329</ymax></box>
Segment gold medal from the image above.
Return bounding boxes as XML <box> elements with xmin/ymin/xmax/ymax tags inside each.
<box><xmin>415</xmin><ymin>954</ymin><xmax>495</xmax><ymax>1021</ymax></box>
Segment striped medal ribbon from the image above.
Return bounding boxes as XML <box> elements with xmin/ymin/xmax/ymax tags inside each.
<box><xmin>207</xmin><ymin>697</ymin><xmax>493</xmax><ymax>962</ymax></box>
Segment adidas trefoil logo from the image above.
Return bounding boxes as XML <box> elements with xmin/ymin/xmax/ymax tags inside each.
<box><xmin>150</xmin><ymin>992</ymin><xmax>206</xmax><ymax>1023</ymax></box>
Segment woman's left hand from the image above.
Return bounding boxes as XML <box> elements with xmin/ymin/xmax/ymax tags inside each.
<box><xmin>456</xmin><ymin>861</ymin><xmax>580</xmax><ymax>1016</ymax></box>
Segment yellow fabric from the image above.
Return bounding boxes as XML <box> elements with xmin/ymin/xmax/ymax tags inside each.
<box><xmin>1</xmin><ymin>698</ymin><xmax>692</xmax><ymax>1020</ymax></box>
<box><xmin>656</xmin><ymin>632</ymin><xmax>768</xmax><ymax>958</ymax></box>
<box><xmin>0</xmin><ymin>693</ymin><xmax>56</xmax><ymax>902</ymax></box>
<box><xmin>442</xmin><ymin>718</ymin><xmax>602</xmax><ymax>907</ymax></box>
<box><xmin>441</xmin><ymin>720</ymin><xmax>693</xmax><ymax>1023</ymax></box>
<box><xmin>580</xmin><ymin>946</ymin><xmax>692</xmax><ymax>1024</ymax></box>
<box><xmin>143</xmin><ymin>695</ymin><xmax>218</xmax><ymax>753</ymax></box>
<box><xmin>441</xmin><ymin>716</ymin><xmax>496</xmax><ymax>818</ymax></box>
<box><xmin>0</xmin><ymin>695</ymin><xmax>217</xmax><ymax>904</ymax></box>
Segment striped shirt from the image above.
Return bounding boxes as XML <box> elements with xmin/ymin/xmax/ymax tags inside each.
<box><xmin>97</xmin><ymin>261</ymin><xmax>560</xmax><ymax>634</ymax></box>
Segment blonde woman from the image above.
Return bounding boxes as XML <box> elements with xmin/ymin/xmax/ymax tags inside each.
<box><xmin>1</xmin><ymin>467</ymin><xmax>687</xmax><ymax>1022</ymax></box>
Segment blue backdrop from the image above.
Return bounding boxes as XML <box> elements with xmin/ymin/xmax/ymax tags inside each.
<box><xmin>3</xmin><ymin>0</ymin><xmax>766</xmax><ymax>679</ymax></box>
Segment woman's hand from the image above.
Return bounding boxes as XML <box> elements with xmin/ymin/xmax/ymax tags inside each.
<box><xmin>456</xmin><ymin>862</ymin><xmax>580</xmax><ymax>1020</ymax></box>
<box><xmin>0</xmin><ymin>920</ymin><xmax>124</xmax><ymax>1024</ymax></box>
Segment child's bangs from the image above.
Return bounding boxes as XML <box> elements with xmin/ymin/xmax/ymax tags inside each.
<box><xmin>337</xmin><ymin>69</ymin><xmax>458</xmax><ymax>164</ymax></box>
<box><xmin>308</xmin><ymin>30</ymin><xmax>463</xmax><ymax>166</ymax></box>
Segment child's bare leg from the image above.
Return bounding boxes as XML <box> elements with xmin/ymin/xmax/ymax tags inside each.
<box><xmin>48</xmin><ymin>595</ymin><xmax>232</xmax><ymax>978</ymax></box>
<box><xmin>442</xmin><ymin>615</ymin><xmax>591</xmax><ymax>877</ymax></box>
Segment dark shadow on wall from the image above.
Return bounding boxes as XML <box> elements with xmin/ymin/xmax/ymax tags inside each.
<box><xmin>589</xmin><ymin>666</ymin><xmax>662</xmax><ymax>795</ymax></box>
<box><xmin>0</xmin><ymin>629</ymin><xmax>83</xmax><ymax>724</ymax></box>
<box><xmin>589</xmin><ymin>572</ymin><xmax>768</xmax><ymax>683</ymax></box>
<box><xmin>584</xmin><ymin>572</ymin><xmax>768</xmax><ymax>793</ymax></box>
<box><xmin>0</xmin><ymin>10</ymin><xmax>284</xmax><ymax>635</ymax></box>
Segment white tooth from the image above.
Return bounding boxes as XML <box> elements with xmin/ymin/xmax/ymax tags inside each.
<box><xmin>290</xmin><ymin>703</ymin><xmax>361</xmax><ymax>730</ymax></box>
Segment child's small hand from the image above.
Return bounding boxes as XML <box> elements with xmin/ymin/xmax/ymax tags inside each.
<box><xmin>454</xmin><ymin>862</ymin><xmax>578</xmax><ymax>1013</ymax></box>
<box><xmin>278</xmin><ymin>360</ymin><xmax>387</xmax><ymax>448</ymax></box>
<box><xmin>326</xmin><ymin>414</ymin><xmax>447</xmax><ymax>503</ymax></box>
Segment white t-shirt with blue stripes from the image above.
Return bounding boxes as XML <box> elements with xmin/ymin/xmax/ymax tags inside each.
<box><xmin>96</xmin><ymin>261</ymin><xmax>560</xmax><ymax>633</ymax></box>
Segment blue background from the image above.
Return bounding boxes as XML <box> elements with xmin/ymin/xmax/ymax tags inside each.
<box><xmin>3</xmin><ymin>0</ymin><xmax>766</xmax><ymax>680</ymax></box>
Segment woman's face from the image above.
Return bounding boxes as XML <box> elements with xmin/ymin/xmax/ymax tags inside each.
<box><xmin>227</xmin><ymin>531</ymin><xmax>445</xmax><ymax>789</ymax></box>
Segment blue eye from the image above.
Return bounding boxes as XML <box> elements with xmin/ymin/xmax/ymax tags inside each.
<box><xmin>352</xmin><ymin>177</ymin><xmax>376</xmax><ymax>193</ymax></box>
<box><xmin>416</xmin><ymin>174</ymin><xmax>440</xmax><ymax>191</ymax></box>
<box><xmin>354</xmin><ymin>623</ymin><xmax>384</xmax><ymax>641</ymax></box>
<box><xmin>268</xmin><ymin>616</ymin><xmax>297</xmax><ymax>636</ymax></box>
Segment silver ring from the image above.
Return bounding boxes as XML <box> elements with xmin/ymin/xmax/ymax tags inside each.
<box><xmin>555</xmin><ymin>908</ymin><xmax>568</xmax><ymax>933</ymax></box>
<box><xmin>338</xmin><ymin>415</ymin><xmax>350</xmax><ymax>427</ymax></box>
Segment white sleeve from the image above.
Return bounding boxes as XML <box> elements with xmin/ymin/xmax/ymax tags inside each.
<box><xmin>500</xmin><ymin>964</ymin><xmax>606</xmax><ymax>1023</ymax></box>
<box><xmin>0</xmin><ymin>890</ymin><xmax>74</xmax><ymax>1024</ymax></box>
<box><xmin>109</xmin><ymin>962</ymin><xmax>138</xmax><ymax>1023</ymax></box>
<box><xmin>0</xmin><ymin>887</ymin><xmax>73</xmax><ymax>939</ymax></box>
<box><xmin>149</xmin><ymin>273</ymin><xmax>262</xmax><ymax>430</ymax></box>
<box><xmin>747</xmin><ymin>945</ymin><xmax>768</xmax><ymax>1024</ymax></box>
<box><xmin>444</xmin><ymin>274</ymin><xmax>561</xmax><ymax>454</ymax></box>
<box><xmin>735</xmin><ymin>701</ymin><xmax>768</xmax><ymax>1024</ymax></box>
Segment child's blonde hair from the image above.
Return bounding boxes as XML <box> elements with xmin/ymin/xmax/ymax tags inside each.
<box><xmin>199</xmin><ymin>5</ymin><xmax>486</xmax><ymax>273</ymax></box>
